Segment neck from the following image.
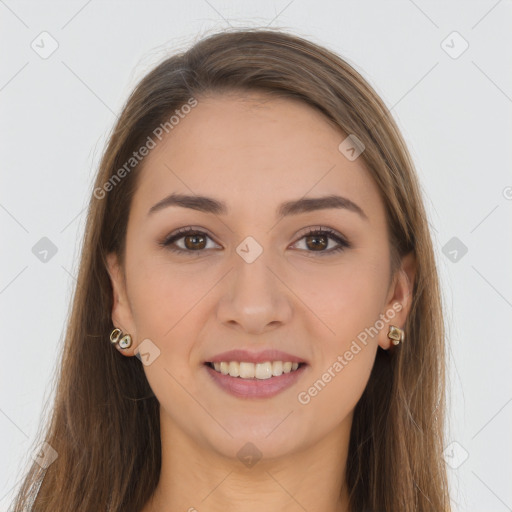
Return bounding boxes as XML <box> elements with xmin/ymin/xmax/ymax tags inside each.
<box><xmin>142</xmin><ymin>409</ymin><xmax>353</xmax><ymax>512</ymax></box>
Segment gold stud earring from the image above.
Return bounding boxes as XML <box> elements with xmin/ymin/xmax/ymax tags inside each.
<box><xmin>110</xmin><ymin>327</ymin><xmax>132</xmax><ymax>349</ymax></box>
<box><xmin>387</xmin><ymin>325</ymin><xmax>404</xmax><ymax>346</ymax></box>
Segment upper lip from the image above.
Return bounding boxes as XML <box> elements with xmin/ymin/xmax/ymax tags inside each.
<box><xmin>206</xmin><ymin>349</ymin><xmax>307</xmax><ymax>364</ymax></box>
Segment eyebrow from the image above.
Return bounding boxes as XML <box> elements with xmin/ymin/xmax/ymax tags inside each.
<box><xmin>147</xmin><ymin>193</ymin><xmax>368</xmax><ymax>221</ymax></box>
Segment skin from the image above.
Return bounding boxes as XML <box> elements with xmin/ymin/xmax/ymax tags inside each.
<box><xmin>106</xmin><ymin>92</ymin><xmax>416</xmax><ymax>512</ymax></box>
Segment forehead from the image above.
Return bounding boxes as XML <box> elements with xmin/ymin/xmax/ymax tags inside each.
<box><xmin>131</xmin><ymin>92</ymin><xmax>385</xmax><ymax>224</ymax></box>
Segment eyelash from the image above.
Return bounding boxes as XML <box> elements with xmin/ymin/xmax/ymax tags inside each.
<box><xmin>159</xmin><ymin>226</ymin><xmax>351</xmax><ymax>257</ymax></box>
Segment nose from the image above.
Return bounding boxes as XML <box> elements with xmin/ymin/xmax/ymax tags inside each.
<box><xmin>216</xmin><ymin>250</ymin><xmax>293</xmax><ymax>336</ymax></box>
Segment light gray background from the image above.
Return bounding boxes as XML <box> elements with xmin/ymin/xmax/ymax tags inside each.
<box><xmin>1</xmin><ymin>1</ymin><xmax>511</xmax><ymax>511</ymax></box>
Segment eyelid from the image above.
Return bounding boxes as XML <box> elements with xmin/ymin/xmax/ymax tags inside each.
<box><xmin>294</xmin><ymin>225</ymin><xmax>348</xmax><ymax>243</ymax></box>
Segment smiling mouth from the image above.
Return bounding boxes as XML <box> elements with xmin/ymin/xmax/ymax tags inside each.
<box><xmin>205</xmin><ymin>361</ymin><xmax>306</xmax><ymax>379</ymax></box>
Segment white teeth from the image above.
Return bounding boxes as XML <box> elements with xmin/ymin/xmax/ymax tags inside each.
<box><xmin>239</xmin><ymin>362</ymin><xmax>255</xmax><ymax>378</ymax></box>
<box><xmin>272</xmin><ymin>361</ymin><xmax>283</xmax><ymax>376</ymax></box>
<box><xmin>209</xmin><ymin>361</ymin><xmax>302</xmax><ymax>379</ymax></box>
<box><xmin>228</xmin><ymin>361</ymin><xmax>240</xmax><ymax>377</ymax></box>
<box><xmin>255</xmin><ymin>362</ymin><xmax>272</xmax><ymax>380</ymax></box>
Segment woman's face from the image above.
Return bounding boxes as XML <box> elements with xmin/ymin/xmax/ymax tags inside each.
<box><xmin>107</xmin><ymin>92</ymin><xmax>414</xmax><ymax>460</ymax></box>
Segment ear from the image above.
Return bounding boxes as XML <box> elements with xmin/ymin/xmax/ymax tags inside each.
<box><xmin>378</xmin><ymin>251</ymin><xmax>416</xmax><ymax>350</ymax></box>
<box><xmin>106</xmin><ymin>252</ymin><xmax>138</xmax><ymax>356</ymax></box>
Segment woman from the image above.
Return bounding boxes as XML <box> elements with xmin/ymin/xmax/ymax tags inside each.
<box><xmin>12</xmin><ymin>28</ymin><xmax>451</xmax><ymax>512</ymax></box>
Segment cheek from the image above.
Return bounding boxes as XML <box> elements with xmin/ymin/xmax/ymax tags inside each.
<box><xmin>288</xmin><ymin>254</ymin><xmax>388</xmax><ymax>341</ymax></box>
<box><xmin>297</xmin><ymin>343</ymin><xmax>376</xmax><ymax>427</ymax></box>
<box><xmin>126</xmin><ymin>255</ymin><xmax>206</xmax><ymax>337</ymax></box>
<box><xmin>127</xmin><ymin>264</ymin><xmax>202</xmax><ymax>396</ymax></box>
<box><xmin>294</xmin><ymin>260</ymin><xmax>384</xmax><ymax>414</ymax></box>
<box><xmin>290</xmin><ymin>253</ymin><xmax>386</xmax><ymax>409</ymax></box>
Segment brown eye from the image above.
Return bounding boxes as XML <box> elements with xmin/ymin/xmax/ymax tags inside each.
<box><xmin>160</xmin><ymin>227</ymin><xmax>220</xmax><ymax>255</ymax></box>
<box><xmin>304</xmin><ymin>233</ymin><xmax>328</xmax><ymax>251</ymax></box>
<box><xmin>182</xmin><ymin>233</ymin><xmax>207</xmax><ymax>250</ymax></box>
<box><xmin>292</xmin><ymin>227</ymin><xmax>350</xmax><ymax>255</ymax></box>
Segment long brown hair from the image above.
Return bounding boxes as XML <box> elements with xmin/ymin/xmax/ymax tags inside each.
<box><xmin>11</xmin><ymin>27</ymin><xmax>450</xmax><ymax>512</ymax></box>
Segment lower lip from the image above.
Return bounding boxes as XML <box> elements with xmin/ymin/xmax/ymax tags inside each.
<box><xmin>204</xmin><ymin>363</ymin><xmax>307</xmax><ymax>399</ymax></box>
